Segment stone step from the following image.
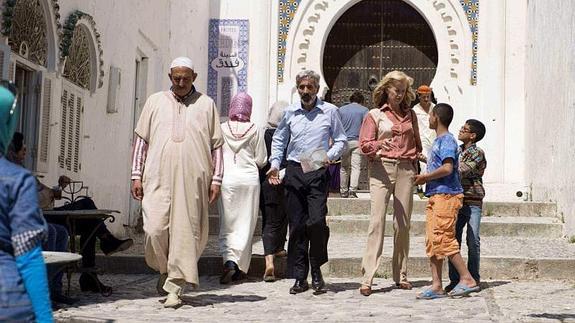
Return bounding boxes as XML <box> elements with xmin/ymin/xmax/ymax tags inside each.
<box><xmin>326</xmin><ymin>214</ymin><xmax>564</xmax><ymax>238</ymax></box>
<box><xmin>100</xmin><ymin>234</ymin><xmax>575</xmax><ymax>280</ymax></box>
<box><xmin>207</xmin><ymin>214</ymin><xmax>564</xmax><ymax>238</ymax></box>
<box><xmin>327</xmin><ymin>198</ymin><xmax>558</xmax><ymax>218</ymax></box>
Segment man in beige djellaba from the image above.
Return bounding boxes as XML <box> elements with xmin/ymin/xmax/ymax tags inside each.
<box><xmin>130</xmin><ymin>57</ymin><xmax>224</xmax><ymax>308</ymax></box>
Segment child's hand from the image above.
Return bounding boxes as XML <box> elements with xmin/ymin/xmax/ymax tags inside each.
<box><xmin>413</xmin><ymin>174</ymin><xmax>427</xmax><ymax>185</ymax></box>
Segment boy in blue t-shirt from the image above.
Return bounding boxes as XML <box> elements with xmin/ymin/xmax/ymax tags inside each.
<box><xmin>413</xmin><ymin>103</ymin><xmax>480</xmax><ymax>299</ymax></box>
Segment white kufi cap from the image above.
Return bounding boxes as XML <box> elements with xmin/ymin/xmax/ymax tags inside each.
<box><xmin>170</xmin><ymin>57</ymin><xmax>194</xmax><ymax>70</ymax></box>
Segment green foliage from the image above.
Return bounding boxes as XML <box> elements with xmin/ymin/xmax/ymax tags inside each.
<box><xmin>1</xmin><ymin>0</ymin><xmax>17</xmax><ymax>36</ymax></box>
<box><xmin>60</xmin><ymin>10</ymin><xmax>87</xmax><ymax>59</ymax></box>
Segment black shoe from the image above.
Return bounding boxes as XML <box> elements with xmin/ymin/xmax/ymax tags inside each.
<box><xmin>79</xmin><ymin>273</ymin><xmax>112</xmax><ymax>295</ymax></box>
<box><xmin>289</xmin><ymin>279</ymin><xmax>309</xmax><ymax>294</ymax></box>
<box><xmin>51</xmin><ymin>292</ymin><xmax>78</xmax><ymax>305</ymax></box>
<box><xmin>311</xmin><ymin>268</ymin><xmax>325</xmax><ymax>292</ymax></box>
<box><xmin>348</xmin><ymin>191</ymin><xmax>358</xmax><ymax>198</ymax></box>
<box><xmin>220</xmin><ymin>261</ymin><xmax>237</xmax><ymax>284</ymax></box>
<box><xmin>232</xmin><ymin>269</ymin><xmax>246</xmax><ymax>282</ymax></box>
<box><xmin>340</xmin><ymin>192</ymin><xmax>349</xmax><ymax>198</ymax></box>
<box><xmin>100</xmin><ymin>235</ymin><xmax>134</xmax><ymax>256</ymax></box>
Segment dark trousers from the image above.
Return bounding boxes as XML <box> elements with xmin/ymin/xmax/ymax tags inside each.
<box><xmin>260</xmin><ymin>180</ymin><xmax>288</xmax><ymax>255</ymax></box>
<box><xmin>46</xmin><ymin>198</ymin><xmax>108</xmax><ymax>268</ymax></box>
<box><xmin>284</xmin><ymin>162</ymin><xmax>330</xmax><ymax>280</ymax></box>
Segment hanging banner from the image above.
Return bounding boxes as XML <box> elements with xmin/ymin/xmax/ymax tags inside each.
<box><xmin>207</xmin><ymin>19</ymin><xmax>249</xmax><ymax>119</ymax></box>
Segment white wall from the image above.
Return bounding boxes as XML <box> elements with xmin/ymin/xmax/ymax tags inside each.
<box><xmin>525</xmin><ymin>0</ymin><xmax>575</xmax><ymax>234</ymax></box>
<box><xmin>42</xmin><ymin>0</ymin><xmax>171</xmax><ymax>234</ymax></box>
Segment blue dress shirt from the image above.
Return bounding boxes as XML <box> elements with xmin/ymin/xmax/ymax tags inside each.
<box><xmin>269</xmin><ymin>98</ymin><xmax>348</xmax><ymax>170</ymax></box>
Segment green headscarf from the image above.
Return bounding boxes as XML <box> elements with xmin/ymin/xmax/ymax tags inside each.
<box><xmin>0</xmin><ymin>85</ymin><xmax>18</xmax><ymax>155</ymax></box>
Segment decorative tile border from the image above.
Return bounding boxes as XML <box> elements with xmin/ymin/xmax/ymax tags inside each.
<box><xmin>460</xmin><ymin>0</ymin><xmax>479</xmax><ymax>85</ymax></box>
<box><xmin>277</xmin><ymin>0</ymin><xmax>479</xmax><ymax>85</ymax></box>
<box><xmin>207</xmin><ymin>19</ymin><xmax>249</xmax><ymax>117</ymax></box>
<box><xmin>278</xmin><ymin>0</ymin><xmax>302</xmax><ymax>83</ymax></box>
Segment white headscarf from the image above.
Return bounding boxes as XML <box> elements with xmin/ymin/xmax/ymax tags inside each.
<box><xmin>170</xmin><ymin>57</ymin><xmax>194</xmax><ymax>70</ymax></box>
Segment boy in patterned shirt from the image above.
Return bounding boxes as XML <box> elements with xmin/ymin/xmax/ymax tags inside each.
<box><xmin>446</xmin><ymin>119</ymin><xmax>487</xmax><ymax>292</ymax></box>
<box><xmin>413</xmin><ymin>104</ymin><xmax>480</xmax><ymax>299</ymax></box>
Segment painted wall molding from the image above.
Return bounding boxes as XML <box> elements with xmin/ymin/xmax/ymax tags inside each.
<box><xmin>279</xmin><ymin>0</ymin><xmax>474</xmax><ymax>105</ymax></box>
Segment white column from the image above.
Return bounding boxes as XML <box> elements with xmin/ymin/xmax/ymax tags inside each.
<box><xmin>475</xmin><ymin>0</ymin><xmax>506</xmax><ymax>184</ymax></box>
<box><xmin>247</xmin><ymin>0</ymin><xmax>273</xmax><ymax>127</ymax></box>
<box><xmin>503</xmin><ymin>0</ymin><xmax>527</xmax><ymax>185</ymax></box>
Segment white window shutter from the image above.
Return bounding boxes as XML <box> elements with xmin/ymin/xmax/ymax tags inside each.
<box><xmin>7</xmin><ymin>58</ymin><xmax>15</xmax><ymax>82</ymax></box>
<box><xmin>58</xmin><ymin>87</ymin><xmax>69</xmax><ymax>169</ymax></box>
<box><xmin>59</xmin><ymin>80</ymin><xmax>84</xmax><ymax>173</ymax></box>
<box><xmin>36</xmin><ymin>71</ymin><xmax>54</xmax><ymax>173</ymax></box>
<box><xmin>73</xmin><ymin>95</ymin><xmax>82</xmax><ymax>172</ymax></box>
<box><xmin>65</xmin><ymin>91</ymin><xmax>75</xmax><ymax>171</ymax></box>
<box><xmin>0</xmin><ymin>43</ymin><xmax>11</xmax><ymax>80</ymax></box>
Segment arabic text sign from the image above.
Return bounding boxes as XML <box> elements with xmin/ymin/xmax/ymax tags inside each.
<box><xmin>208</xmin><ymin>19</ymin><xmax>249</xmax><ymax>118</ymax></box>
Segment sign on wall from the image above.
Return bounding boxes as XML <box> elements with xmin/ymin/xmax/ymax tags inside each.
<box><xmin>208</xmin><ymin>19</ymin><xmax>249</xmax><ymax>118</ymax></box>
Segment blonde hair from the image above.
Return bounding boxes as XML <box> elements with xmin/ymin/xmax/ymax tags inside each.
<box><xmin>372</xmin><ymin>70</ymin><xmax>416</xmax><ymax>109</ymax></box>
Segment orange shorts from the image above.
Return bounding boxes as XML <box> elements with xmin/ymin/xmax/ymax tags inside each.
<box><xmin>425</xmin><ymin>194</ymin><xmax>464</xmax><ymax>259</ymax></box>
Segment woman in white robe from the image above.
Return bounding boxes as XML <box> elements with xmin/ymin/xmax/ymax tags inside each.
<box><xmin>218</xmin><ymin>93</ymin><xmax>267</xmax><ymax>283</ymax></box>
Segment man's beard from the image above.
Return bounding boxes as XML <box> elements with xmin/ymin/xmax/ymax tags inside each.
<box><xmin>301</xmin><ymin>94</ymin><xmax>315</xmax><ymax>105</ymax></box>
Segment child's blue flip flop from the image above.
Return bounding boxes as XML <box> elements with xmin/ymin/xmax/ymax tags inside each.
<box><xmin>416</xmin><ymin>288</ymin><xmax>447</xmax><ymax>300</ymax></box>
<box><xmin>448</xmin><ymin>283</ymin><xmax>481</xmax><ymax>297</ymax></box>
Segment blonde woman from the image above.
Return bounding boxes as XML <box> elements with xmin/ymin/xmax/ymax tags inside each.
<box><xmin>358</xmin><ymin>71</ymin><xmax>423</xmax><ymax>296</ymax></box>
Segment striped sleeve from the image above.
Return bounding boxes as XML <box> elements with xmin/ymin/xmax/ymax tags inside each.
<box><xmin>211</xmin><ymin>146</ymin><xmax>223</xmax><ymax>186</ymax></box>
<box><xmin>131</xmin><ymin>135</ymin><xmax>148</xmax><ymax>180</ymax></box>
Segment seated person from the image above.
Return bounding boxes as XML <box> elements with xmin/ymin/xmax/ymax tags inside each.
<box><xmin>7</xmin><ymin>132</ymin><xmax>133</xmax><ymax>294</ymax></box>
<box><xmin>44</xmin><ymin>222</ymin><xmax>77</xmax><ymax>305</ymax></box>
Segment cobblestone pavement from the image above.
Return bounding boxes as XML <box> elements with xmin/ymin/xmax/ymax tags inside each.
<box><xmin>54</xmin><ymin>275</ymin><xmax>575</xmax><ymax>322</ymax></box>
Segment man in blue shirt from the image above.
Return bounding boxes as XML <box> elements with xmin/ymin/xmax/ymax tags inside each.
<box><xmin>268</xmin><ymin>70</ymin><xmax>347</xmax><ymax>294</ymax></box>
<box><xmin>338</xmin><ymin>91</ymin><xmax>368</xmax><ymax>198</ymax></box>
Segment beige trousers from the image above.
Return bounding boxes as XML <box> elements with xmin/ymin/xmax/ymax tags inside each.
<box><xmin>340</xmin><ymin>140</ymin><xmax>363</xmax><ymax>193</ymax></box>
<box><xmin>361</xmin><ymin>158</ymin><xmax>416</xmax><ymax>286</ymax></box>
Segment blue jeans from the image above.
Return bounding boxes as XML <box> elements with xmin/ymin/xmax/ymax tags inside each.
<box><xmin>44</xmin><ymin>223</ymin><xmax>69</xmax><ymax>294</ymax></box>
<box><xmin>448</xmin><ymin>205</ymin><xmax>481</xmax><ymax>283</ymax></box>
<box><xmin>0</xmin><ymin>252</ymin><xmax>35</xmax><ymax>322</ymax></box>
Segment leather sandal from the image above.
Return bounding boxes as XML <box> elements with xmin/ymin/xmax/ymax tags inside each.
<box><xmin>359</xmin><ymin>285</ymin><xmax>372</xmax><ymax>296</ymax></box>
<box><xmin>396</xmin><ymin>281</ymin><xmax>413</xmax><ymax>290</ymax></box>
<box><xmin>263</xmin><ymin>267</ymin><xmax>276</xmax><ymax>282</ymax></box>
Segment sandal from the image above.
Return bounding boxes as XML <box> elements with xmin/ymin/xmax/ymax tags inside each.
<box><xmin>263</xmin><ymin>267</ymin><xmax>275</xmax><ymax>282</ymax></box>
<box><xmin>448</xmin><ymin>283</ymin><xmax>480</xmax><ymax>297</ymax></box>
<box><xmin>396</xmin><ymin>281</ymin><xmax>413</xmax><ymax>290</ymax></box>
<box><xmin>416</xmin><ymin>288</ymin><xmax>446</xmax><ymax>300</ymax></box>
<box><xmin>359</xmin><ymin>285</ymin><xmax>372</xmax><ymax>297</ymax></box>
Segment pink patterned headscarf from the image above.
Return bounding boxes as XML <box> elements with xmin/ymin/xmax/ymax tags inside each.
<box><xmin>228</xmin><ymin>92</ymin><xmax>253</xmax><ymax>122</ymax></box>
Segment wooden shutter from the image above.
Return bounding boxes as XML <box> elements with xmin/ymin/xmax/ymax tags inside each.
<box><xmin>36</xmin><ymin>72</ymin><xmax>53</xmax><ymax>172</ymax></box>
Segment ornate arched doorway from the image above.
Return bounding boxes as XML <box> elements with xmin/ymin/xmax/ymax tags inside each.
<box><xmin>322</xmin><ymin>0</ymin><xmax>438</xmax><ymax>107</ymax></box>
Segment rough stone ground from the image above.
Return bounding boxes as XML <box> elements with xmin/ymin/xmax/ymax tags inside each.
<box><xmin>54</xmin><ymin>275</ymin><xmax>575</xmax><ymax>322</ymax></box>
